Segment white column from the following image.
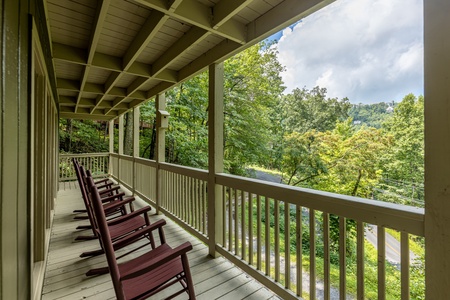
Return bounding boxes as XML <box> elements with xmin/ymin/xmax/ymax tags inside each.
<box><xmin>118</xmin><ymin>115</ymin><xmax>124</xmax><ymax>183</ymax></box>
<box><xmin>424</xmin><ymin>0</ymin><xmax>450</xmax><ymax>298</ymax></box>
<box><xmin>133</xmin><ymin>106</ymin><xmax>140</xmax><ymax>157</ymax></box>
<box><xmin>108</xmin><ymin>120</ymin><xmax>114</xmax><ymax>176</ymax></box>
<box><xmin>155</xmin><ymin>94</ymin><xmax>166</xmax><ymax>214</ymax></box>
<box><xmin>118</xmin><ymin>114</ymin><xmax>124</xmax><ymax>155</ymax></box>
<box><xmin>133</xmin><ymin>106</ymin><xmax>140</xmax><ymax>195</ymax></box>
<box><xmin>208</xmin><ymin>63</ymin><xmax>224</xmax><ymax>257</ymax></box>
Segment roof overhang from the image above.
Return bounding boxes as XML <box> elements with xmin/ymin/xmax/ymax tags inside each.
<box><xmin>46</xmin><ymin>0</ymin><xmax>335</xmax><ymax>120</ymax></box>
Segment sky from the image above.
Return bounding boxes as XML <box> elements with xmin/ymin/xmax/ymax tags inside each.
<box><xmin>273</xmin><ymin>0</ymin><xmax>423</xmax><ymax>104</ymax></box>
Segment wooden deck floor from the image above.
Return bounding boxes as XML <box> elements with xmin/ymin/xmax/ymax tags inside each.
<box><xmin>42</xmin><ymin>182</ymin><xmax>280</xmax><ymax>300</ymax></box>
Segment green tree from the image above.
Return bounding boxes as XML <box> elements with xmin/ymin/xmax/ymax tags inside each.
<box><xmin>382</xmin><ymin>94</ymin><xmax>424</xmax><ymax>185</ymax></box>
<box><xmin>281</xmin><ymin>86</ymin><xmax>351</xmax><ymax>134</ymax></box>
<box><xmin>223</xmin><ymin>41</ymin><xmax>285</xmax><ymax>174</ymax></box>
<box><xmin>59</xmin><ymin>119</ymin><xmax>109</xmax><ymax>153</ymax></box>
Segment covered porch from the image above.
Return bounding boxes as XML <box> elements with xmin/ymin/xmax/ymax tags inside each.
<box><xmin>0</xmin><ymin>0</ymin><xmax>450</xmax><ymax>299</ymax></box>
<box><xmin>43</xmin><ymin>182</ymin><xmax>279</xmax><ymax>299</ymax></box>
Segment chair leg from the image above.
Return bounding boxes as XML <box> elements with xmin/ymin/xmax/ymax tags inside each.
<box><xmin>73</xmin><ymin>209</ymin><xmax>86</xmax><ymax>213</ymax></box>
<box><xmin>80</xmin><ymin>249</ymin><xmax>104</xmax><ymax>258</ymax></box>
<box><xmin>75</xmin><ymin>235</ymin><xmax>97</xmax><ymax>241</ymax></box>
<box><xmin>74</xmin><ymin>215</ymin><xmax>89</xmax><ymax>220</ymax></box>
<box><xmin>76</xmin><ymin>224</ymin><xmax>92</xmax><ymax>230</ymax></box>
<box><xmin>85</xmin><ymin>266</ymin><xmax>109</xmax><ymax>277</ymax></box>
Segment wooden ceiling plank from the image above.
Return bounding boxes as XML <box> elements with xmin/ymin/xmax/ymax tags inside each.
<box><xmin>152</xmin><ymin>26</ymin><xmax>209</xmax><ymax>76</ymax></box>
<box><xmin>123</xmin><ymin>10</ymin><xmax>168</xmax><ymax>70</ymax></box>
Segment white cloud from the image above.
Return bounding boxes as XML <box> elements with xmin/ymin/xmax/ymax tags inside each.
<box><xmin>277</xmin><ymin>0</ymin><xmax>423</xmax><ymax>104</ymax></box>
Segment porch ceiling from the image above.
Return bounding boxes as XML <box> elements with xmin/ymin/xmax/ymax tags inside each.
<box><xmin>47</xmin><ymin>0</ymin><xmax>333</xmax><ymax>121</ymax></box>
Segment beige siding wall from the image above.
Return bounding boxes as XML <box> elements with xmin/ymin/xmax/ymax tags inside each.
<box><xmin>0</xmin><ymin>0</ymin><xmax>59</xmax><ymax>299</ymax></box>
<box><xmin>0</xmin><ymin>0</ymin><xmax>31</xmax><ymax>299</ymax></box>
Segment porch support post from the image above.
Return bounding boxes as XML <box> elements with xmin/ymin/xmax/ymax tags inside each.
<box><xmin>108</xmin><ymin>120</ymin><xmax>114</xmax><ymax>176</ymax></box>
<box><xmin>133</xmin><ymin>106</ymin><xmax>140</xmax><ymax>194</ymax></box>
<box><xmin>118</xmin><ymin>114</ymin><xmax>124</xmax><ymax>183</ymax></box>
<box><xmin>208</xmin><ymin>62</ymin><xmax>224</xmax><ymax>257</ymax></box>
<box><xmin>155</xmin><ymin>93</ymin><xmax>166</xmax><ymax>214</ymax></box>
<box><xmin>118</xmin><ymin>114</ymin><xmax>124</xmax><ymax>155</ymax></box>
<box><xmin>133</xmin><ymin>106</ymin><xmax>140</xmax><ymax>157</ymax></box>
<box><xmin>424</xmin><ymin>1</ymin><xmax>450</xmax><ymax>298</ymax></box>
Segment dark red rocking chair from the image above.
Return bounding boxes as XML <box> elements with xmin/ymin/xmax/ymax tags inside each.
<box><xmin>90</xmin><ymin>182</ymin><xmax>196</xmax><ymax>299</ymax></box>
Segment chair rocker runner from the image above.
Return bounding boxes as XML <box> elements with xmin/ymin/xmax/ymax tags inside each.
<box><xmin>89</xmin><ymin>182</ymin><xmax>196</xmax><ymax>299</ymax></box>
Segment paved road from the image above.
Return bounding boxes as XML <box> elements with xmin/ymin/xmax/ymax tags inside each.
<box><xmin>365</xmin><ymin>225</ymin><xmax>417</xmax><ymax>267</ymax></box>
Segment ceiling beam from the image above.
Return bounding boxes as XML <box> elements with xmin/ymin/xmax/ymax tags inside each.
<box><xmin>247</xmin><ymin>0</ymin><xmax>335</xmax><ymax>43</ymax></box>
<box><xmin>106</xmin><ymin>26</ymin><xmax>209</xmax><ymax>114</ymax></box>
<box><xmin>212</xmin><ymin>0</ymin><xmax>254</xmax><ymax>29</ymax></box>
<box><xmin>123</xmin><ymin>10</ymin><xmax>168</xmax><ymax>70</ymax></box>
<box><xmin>134</xmin><ymin>0</ymin><xmax>247</xmax><ymax>44</ymax></box>
<box><xmin>75</xmin><ymin>0</ymin><xmax>111</xmax><ymax>112</ymax></box>
<box><xmin>53</xmin><ymin>43</ymin><xmax>178</xmax><ymax>82</ymax></box>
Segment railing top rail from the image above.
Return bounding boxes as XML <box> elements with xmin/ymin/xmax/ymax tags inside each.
<box><xmin>135</xmin><ymin>157</ymin><xmax>157</xmax><ymax>167</ymax></box>
<box><xmin>159</xmin><ymin>162</ymin><xmax>208</xmax><ymax>181</ymax></box>
<box><xmin>60</xmin><ymin>152</ymin><xmax>110</xmax><ymax>158</ymax></box>
<box><xmin>216</xmin><ymin>173</ymin><xmax>424</xmax><ymax>236</ymax></box>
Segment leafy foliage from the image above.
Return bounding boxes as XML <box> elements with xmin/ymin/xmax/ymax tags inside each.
<box><xmin>59</xmin><ymin>119</ymin><xmax>109</xmax><ymax>153</ymax></box>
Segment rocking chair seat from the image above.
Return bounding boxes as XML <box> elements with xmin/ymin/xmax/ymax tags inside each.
<box><xmin>120</xmin><ymin>243</ymin><xmax>192</xmax><ymax>300</ymax></box>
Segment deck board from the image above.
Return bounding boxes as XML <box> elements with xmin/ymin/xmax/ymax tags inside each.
<box><xmin>42</xmin><ymin>183</ymin><xmax>280</xmax><ymax>299</ymax></box>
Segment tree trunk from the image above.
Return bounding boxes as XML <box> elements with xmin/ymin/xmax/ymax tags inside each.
<box><xmin>149</xmin><ymin>118</ymin><xmax>156</xmax><ymax>160</ymax></box>
<box><xmin>124</xmin><ymin>111</ymin><xmax>133</xmax><ymax>156</ymax></box>
<box><xmin>66</xmin><ymin>119</ymin><xmax>73</xmax><ymax>152</ymax></box>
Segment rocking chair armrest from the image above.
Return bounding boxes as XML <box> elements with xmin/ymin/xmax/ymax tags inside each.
<box><xmin>100</xmin><ymin>192</ymin><xmax>126</xmax><ymax>203</ymax></box>
<box><xmin>121</xmin><ymin>241</ymin><xmax>193</xmax><ymax>280</ymax></box>
<box><xmin>94</xmin><ymin>178</ymin><xmax>110</xmax><ymax>185</ymax></box>
<box><xmin>98</xmin><ymin>185</ymin><xmax>120</xmax><ymax>194</ymax></box>
<box><xmin>106</xmin><ymin>204</ymin><xmax>149</xmax><ymax>225</ymax></box>
<box><xmin>103</xmin><ymin>197</ymin><xmax>135</xmax><ymax>214</ymax></box>
<box><xmin>112</xmin><ymin>219</ymin><xmax>166</xmax><ymax>250</ymax></box>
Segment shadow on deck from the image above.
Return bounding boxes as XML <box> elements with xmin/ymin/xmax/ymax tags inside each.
<box><xmin>42</xmin><ymin>182</ymin><xmax>280</xmax><ymax>299</ymax></box>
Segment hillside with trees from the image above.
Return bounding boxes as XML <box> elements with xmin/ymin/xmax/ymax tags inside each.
<box><xmin>58</xmin><ymin>40</ymin><xmax>425</xmax><ymax>299</ymax></box>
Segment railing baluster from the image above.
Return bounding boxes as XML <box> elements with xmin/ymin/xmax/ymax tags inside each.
<box><xmin>275</xmin><ymin>199</ymin><xmax>280</xmax><ymax>282</ymax></box>
<box><xmin>203</xmin><ymin>181</ymin><xmax>207</xmax><ymax>235</ymax></box>
<box><xmin>339</xmin><ymin>216</ymin><xmax>347</xmax><ymax>300</ymax></box>
<box><xmin>222</xmin><ymin>186</ymin><xmax>226</xmax><ymax>246</ymax></box>
<box><xmin>228</xmin><ymin>187</ymin><xmax>233</xmax><ymax>251</ymax></box>
<box><xmin>323</xmin><ymin>212</ymin><xmax>330</xmax><ymax>300</ymax></box>
<box><xmin>249</xmin><ymin>192</ymin><xmax>253</xmax><ymax>266</ymax></box>
<box><xmin>378</xmin><ymin>226</ymin><xmax>386</xmax><ymax>300</ymax></box>
<box><xmin>296</xmin><ymin>205</ymin><xmax>302</xmax><ymax>297</ymax></box>
<box><xmin>257</xmin><ymin>194</ymin><xmax>262</xmax><ymax>271</ymax></box>
<box><xmin>357</xmin><ymin>221</ymin><xmax>365</xmax><ymax>299</ymax></box>
<box><xmin>401</xmin><ymin>232</ymin><xmax>410</xmax><ymax>300</ymax></box>
<box><xmin>241</xmin><ymin>190</ymin><xmax>246</xmax><ymax>260</ymax></box>
<box><xmin>310</xmin><ymin>208</ymin><xmax>316</xmax><ymax>300</ymax></box>
<box><xmin>285</xmin><ymin>201</ymin><xmax>291</xmax><ymax>290</ymax></box>
<box><xmin>265</xmin><ymin>196</ymin><xmax>270</xmax><ymax>276</ymax></box>
<box><xmin>234</xmin><ymin>188</ymin><xmax>239</xmax><ymax>256</ymax></box>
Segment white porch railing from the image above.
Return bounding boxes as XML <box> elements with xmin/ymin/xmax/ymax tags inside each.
<box><xmin>59</xmin><ymin>153</ymin><xmax>425</xmax><ymax>300</ymax></box>
<box><xmin>59</xmin><ymin>153</ymin><xmax>109</xmax><ymax>181</ymax></box>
